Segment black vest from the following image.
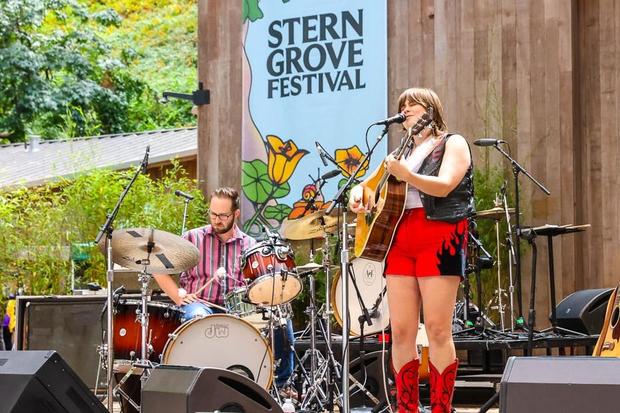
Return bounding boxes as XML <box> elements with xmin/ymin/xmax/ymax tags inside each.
<box><xmin>417</xmin><ymin>134</ymin><xmax>475</xmax><ymax>223</ymax></box>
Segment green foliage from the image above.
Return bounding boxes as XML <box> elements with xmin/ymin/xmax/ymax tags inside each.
<box><xmin>0</xmin><ymin>0</ymin><xmax>197</xmax><ymax>143</ymax></box>
<box><xmin>0</xmin><ymin>162</ymin><xmax>208</xmax><ymax>297</ymax></box>
<box><xmin>0</xmin><ymin>0</ymin><xmax>145</xmax><ymax>142</ymax></box>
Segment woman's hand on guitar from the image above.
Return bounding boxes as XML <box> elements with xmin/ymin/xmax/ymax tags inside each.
<box><xmin>349</xmin><ymin>185</ymin><xmax>370</xmax><ymax>213</ymax></box>
<box><xmin>385</xmin><ymin>154</ymin><xmax>411</xmax><ymax>182</ymax></box>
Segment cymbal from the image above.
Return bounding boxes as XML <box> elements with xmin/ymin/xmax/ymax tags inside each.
<box><xmin>280</xmin><ymin>210</ymin><xmax>339</xmax><ymax>240</ymax></box>
<box><xmin>475</xmin><ymin>207</ymin><xmax>516</xmax><ymax>220</ymax></box>
<box><xmin>296</xmin><ymin>262</ymin><xmax>323</xmax><ymax>275</ymax></box>
<box><xmin>98</xmin><ymin>228</ymin><xmax>199</xmax><ymax>274</ymax></box>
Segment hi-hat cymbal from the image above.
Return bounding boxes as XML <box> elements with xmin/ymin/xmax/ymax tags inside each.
<box><xmin>475</xmin><ymin>207</ymin><xmax>516</xmax><ymax>220</ymax></box>
<box><xmin>280</xmin><ymin>210</ymin><xmax>339</xmax><ymax>240</ymax></box>
<box><xmin>98</xmin><ymin>228</ymin><xmax>199</xmax><ymax>274</ymax></box>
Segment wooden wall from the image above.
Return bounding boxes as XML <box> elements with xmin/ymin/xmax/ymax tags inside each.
<box><xmin>198</xmin><ymin>0</ymin><xmax>620</xmax><ymax>326</ymax></box>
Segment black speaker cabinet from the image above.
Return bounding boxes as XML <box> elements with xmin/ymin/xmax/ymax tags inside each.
<box><xmin>554</xmin><ymin>288</ymin><xmax>613</xmax><ymax>334</ymax></box>
<box><xmin>500</xmin><ymin>356</ymin><xmax>620</xmax><ymax>413</ymax></box>
<box><xmin>141</xmin><ymin>365</ymin><xmax>283</xmax><ymax>413</ymax></box>
<box><xmin>0</xmin><ymin>350</ymin><xmax>107</xmax><ymax>413</ymax></box>
<box><xmin>349</xmin><ymin>350</ymin><xmax>390</xmax><ymax>408</ymax></box>
<box><xmin>16</xmin><ymin>295</ymin><xmax>108</xmax><ymax>390</ymax></box>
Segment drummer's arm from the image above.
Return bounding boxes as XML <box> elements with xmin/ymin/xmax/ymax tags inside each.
<box><xmin>153</xmin><ymin>274</ymin><xmax>183</xmax><ymax>306</ymax></box>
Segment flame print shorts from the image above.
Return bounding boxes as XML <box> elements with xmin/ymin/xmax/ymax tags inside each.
<box><xmin>384</xmin><ymin>208</ymin><xmax>468</xmax><ymax>278</ymax></box>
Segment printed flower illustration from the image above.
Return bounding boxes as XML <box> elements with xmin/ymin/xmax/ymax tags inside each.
<box><xmin>288</xmin><ymin>184</ymin><xmax>331</xmax><ymax>219</ymax></box>
<box><xmin>335</xmin><ymin>145</ymin><xmax>369</xmax><ymax>178</ymax></box>
<box><xmin>266</xmin><ymin>135</ymin><xmax>309</xmax><ymax>185</ymax></box>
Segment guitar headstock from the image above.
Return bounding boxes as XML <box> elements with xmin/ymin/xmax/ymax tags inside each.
<box><xmin>409</xmin><ymin>107</ymin><xmax>434</xmax><ymax>137</ymax></box>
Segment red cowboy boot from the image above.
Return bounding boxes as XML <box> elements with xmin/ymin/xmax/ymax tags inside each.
<box><xmin>394</xmin><ymin>358</ymin><xmax>420</xmax><ymax>413</ymax></box>
<box><xmin>429</xmin><ymin>359</ymin><xmax>458</xmax><ymax>413</ymax></box>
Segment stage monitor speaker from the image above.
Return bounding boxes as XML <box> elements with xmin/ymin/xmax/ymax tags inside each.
<box><xmin>141</xmin><ymin>365</ymin><xmax>283</xmax><ymax>413</ymax></box>
<box><xmin>554</xmin><ymin>288</ymin><xmax>613</xmax><ymax>334</ymax></box>
<box><xmin>500</xmin><ymin>356</ymin><xmax>620</xmax><ymax>413</ymax></box>
<box><xmin>0</xmin><ymin>350</ymin><xmax>107</xmax><ymax>413</ymax></box>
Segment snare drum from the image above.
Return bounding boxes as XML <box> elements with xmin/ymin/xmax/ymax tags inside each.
<box><xmin>241</xmin><ymin>240</ymin><xmax>302</xmax><ymax>305</ymax></box>
<box><xmin>113</xmin><ymin>299</ymin><xmax>183</xmax><ymax>362</ymax></box>
<box><xmin>161</xmin><ymin>314</ymin><xmax>273</xmax><ymax>389</ymax></box>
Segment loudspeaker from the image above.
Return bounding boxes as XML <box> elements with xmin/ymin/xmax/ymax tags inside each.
<box><xmin>16</xmin><ymin>295</ymin><xmax>108</xmax><ymax>390</ymax></box>
<box><xmin>349</xmin><ymin>350</ymin><xmax>390</xmax><ymax>408</ymax></box>
<box><xmin>500</xmin><ymin>356</ymin><xmax>620</xmax><ymax>412</ymax></box>
<box><xmin>141</xmin><ymin>365</ymin><xmax>283</xmax><ymax>413</ymax></box>
<box><xmin>554</xmin><ymin>288</ymin><xmax>613</xmax><ymax>334</ymax></box>
<box><xmin>0</xmin><ymin>350</ymin><xmax>107</xmax><ymax>413</ymax></box>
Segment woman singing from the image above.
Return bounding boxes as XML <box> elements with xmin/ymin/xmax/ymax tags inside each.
<box><xmin>349</xmin><ymin>87</ymin><xmax>474</xmax><ymax>413</ymax></box>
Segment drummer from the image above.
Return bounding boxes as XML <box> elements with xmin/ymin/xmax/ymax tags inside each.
<box><xmin>153</xmin><ymin>187</ymin><xmax>295</xmax><ymax>391</ymax></box>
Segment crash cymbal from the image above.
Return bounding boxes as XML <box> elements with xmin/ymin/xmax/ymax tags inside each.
<box><xmin>98</xmin><ymin>228</ymin><xmax>199</xmax><ymax>274</ymax></box>
<box><xmin>475</xmin><ymin>207</ymin><xmax>516</xmax><ymax>220</ymax></box>
<box><xmin>280</xmin><ymin>210</ymin><xmax>339</xmax><ymax>240</ymax></box>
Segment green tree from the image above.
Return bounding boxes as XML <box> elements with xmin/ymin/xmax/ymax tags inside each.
<box><xmin>0</xmin><ymin>0</ymin><xmax>145</xmax><ymax>142</ymax></box>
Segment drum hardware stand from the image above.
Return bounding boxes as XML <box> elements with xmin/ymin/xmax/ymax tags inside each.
<box><xmin>95</xmin><ymin>145</ymin><xmax>149</xmax><ymax>411</ymax></box>
<box><xmin>486</xmin><ymin>141</ymin><xmax>550</xmax><ymax>331</ymax></box>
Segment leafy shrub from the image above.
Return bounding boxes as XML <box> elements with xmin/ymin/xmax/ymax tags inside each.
<box><xmin>0</xmin><ymin>162</ymin><xmax>207</xmax><ymax>297</ymax></box>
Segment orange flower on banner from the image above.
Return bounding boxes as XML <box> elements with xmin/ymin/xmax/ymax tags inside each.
<box><xmin>335</xmin><ymin>145</ymin><xmax>369</xmax><ymax>178</ymax></box>
<box><xmin>266</xmin><ymin>135</ymin><xmax>309</xmax><ymax>185</ymax></box>
<box><xmin>288</xmin><ymin>184</ymin><xmax>331</xmax><ymax>219</ymax></box>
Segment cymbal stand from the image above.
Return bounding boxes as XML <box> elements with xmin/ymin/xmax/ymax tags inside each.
<box><xmin>94</xmin><ymin>146</ymin><xmax>149</xmax><ymax>411</ymax></box>
<box><xmin>321</xmin><ymin>232</ymin><xmax>335</xmax><ymax>413</ymax></box>
<box><xmin>500</xmin><ymin>181</ymin><xmax>518</xmax><ymax>331</ymax></box>
<box><xmin>113</xmin><ymin>239</ymin><xmax>157</xmax><ymax>410</ymax></box>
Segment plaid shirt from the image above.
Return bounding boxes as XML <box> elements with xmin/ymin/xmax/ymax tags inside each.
<box><xmin>179</xmin><ymin>224</ymin><xmax>256</xmax><ymax>305</ymax></box>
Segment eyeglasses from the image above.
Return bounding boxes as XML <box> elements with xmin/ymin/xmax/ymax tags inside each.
<box><xmin>209</xmin><ymin>209</ymin><xmax>234</xmax><ymax>220</ymax></box>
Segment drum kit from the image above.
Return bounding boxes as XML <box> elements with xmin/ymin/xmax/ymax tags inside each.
<box><xmin>95</xmin><ymin>226</ymin><xmax>302</xmax><ymax>410</ymax></box>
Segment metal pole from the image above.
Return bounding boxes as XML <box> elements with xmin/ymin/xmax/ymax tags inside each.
<box><xmin>106</xmin><ymin>241</ymin><xmax>114</xmax><ymax>412</ymax></box>
<box><xmin>340</xmin><ymin>210</ymin><xmax>350</xmax><ymax>413</ymax></box>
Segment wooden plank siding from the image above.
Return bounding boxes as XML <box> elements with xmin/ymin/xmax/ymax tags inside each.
<box><xmin>198</xmin><ymin>0</ymin><xmax>620</xmax><ymax>327</ymax></box>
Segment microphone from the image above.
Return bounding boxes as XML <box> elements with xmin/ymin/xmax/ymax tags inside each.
<box><xmin>141</xmin><ymin>145</ymin><xmax>150</xmax><ymax>174</ymax></box>
<box><xmin>315</xmin><ymin>141</ymin><xmax>329</xmax><ymax>167</ymax></box>
<box><xmin>321</xmin><ymin>169</ymin><xmax>341</xmax><ymax>180</ymax></box>
<box><xmin>473</xmin><ymin>138</ymin><xmax>505</xmax><ymax>147</ymax></box>
<box><xmin>174</xmin><ymin>189</ymin><xmax>194</xmax><ymax>201</ymax></box>
<box><xmin>371</xmin><ymin>112</ymin><xmax>406</xmax><ymax>126</ymax></box>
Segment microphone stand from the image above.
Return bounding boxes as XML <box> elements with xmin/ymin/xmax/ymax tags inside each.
<box><xmin>94</xmin><ymin>146</ymin><xmax>149</xmax><ymax>411</ymax></box>
<box><xmin>326</xmin><ymin>124</ymin><xmax>389</xmax><ymax>413</ymax></box>
<box><xmin>180</xmin><ymin>197</ymin><xmax>191</xmax><ymax>235</ymax></box>
<box><xmin>489</xmin><ymin>142</ymin><xmax>549</xmax><ymax>330</ymax></box>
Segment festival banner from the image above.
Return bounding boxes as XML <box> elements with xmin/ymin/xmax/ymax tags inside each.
<box><xmin>241</xmin><ymin>0</ymin><xmax>387</xmax><ymax>237</ymax></box>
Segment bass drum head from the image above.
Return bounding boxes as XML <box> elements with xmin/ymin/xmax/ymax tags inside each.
<box><xmin>161</xmin><ymin>314</ymin><xmax>273</xmax><ymax>389</ymax></box>
<box><xmin>331</xmin><ymin>258</ymin><xmax>390</xmax><ymax>336</ymax></box>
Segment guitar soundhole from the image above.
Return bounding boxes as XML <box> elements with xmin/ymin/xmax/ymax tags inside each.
<box><xmin>611</xmin><ymin>307</ymin><xmax>619</xmax><ymax>329</ymax></box>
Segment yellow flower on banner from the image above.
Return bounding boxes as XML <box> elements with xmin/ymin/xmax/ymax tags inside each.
<box><xmin>335</xmin><ymin>145</ymin><xmax>369</xmax><ymax>178</ymax></box>
<box><xmin>266</xmin><ymin>135</ymin><xmax>309</xmax><ymax>185</ymax></box>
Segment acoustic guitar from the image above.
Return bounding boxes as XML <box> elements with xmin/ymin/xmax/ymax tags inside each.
<box><xmin>354</xmin><ymin>110</ymin><xmax>433</xmax><ymax>261</ymax></box>
<box><xmin>593</xmin><ymin>283</ymin><xmax>620</xmax><ymax>357</ymax></box>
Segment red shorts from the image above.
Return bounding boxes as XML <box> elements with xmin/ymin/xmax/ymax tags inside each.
<box><xmin>384</xmin><ymin>208</ymin><xmax>468</xmax><ymax>278</ymax></box>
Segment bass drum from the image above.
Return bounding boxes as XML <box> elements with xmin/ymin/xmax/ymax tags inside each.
<box><xmin>161</xmin><ymin>314</ymin><xmax>273</xmax><ymax>389</ymax></box>
<box><xmin>331</xmin><ymin>258</ymin><xmax>390</xmax><ymax>336</ymax></box>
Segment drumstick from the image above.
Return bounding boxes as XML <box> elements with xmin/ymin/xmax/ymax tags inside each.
<box><xmin>195</xmin><ymin>297</ymin><xmax>228</xmax><ymax>312</ymax></box>
<box><xmin>193</xmin><ymin>267</ymin><xmax>228</xmax><ymax>295</ymax></box>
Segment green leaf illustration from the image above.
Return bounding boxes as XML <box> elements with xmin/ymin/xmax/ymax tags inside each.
<box><xmin>243</xmin><ymin>0</ymin><xmax>264</xmax><ymax>22</ymax></box>
<box><xmin>242</xmin><ymin>159</ymin><xmax>290</xmax><ymax>203</ymax></box>
<box><xmin>264</xmin><ymin>204</ymin><xmax>292</xmax><ymax>223</ymax></box>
